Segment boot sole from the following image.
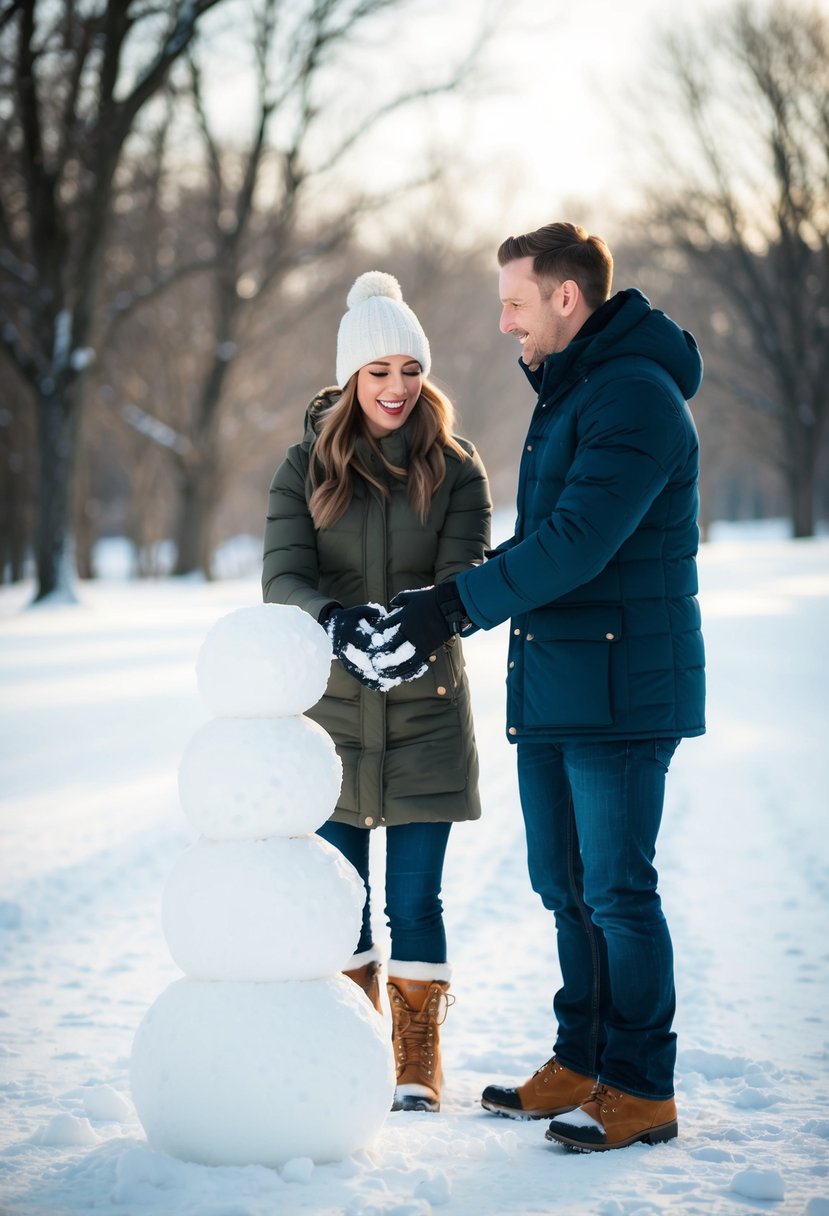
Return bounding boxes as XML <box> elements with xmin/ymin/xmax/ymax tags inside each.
<box><xmin>393</xmin><ymin>1096</ymin><xmax>440</xmax><ymax>1113</ymax></box>
<box><xmin>481</xmin><ymin>1098</ymin><xmax>581</xmax><ymax>1121</ymax></box>
<box><xmin>545</xmin><ymin>1120</ymin><xmax>679</xmax><ymax>1152</ymax></box>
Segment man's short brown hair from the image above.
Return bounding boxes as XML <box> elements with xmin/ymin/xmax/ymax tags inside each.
<box><xmin>497</xmin><ymin>222</ymin><xmax>613</xmax><ymax>312</ymax></box>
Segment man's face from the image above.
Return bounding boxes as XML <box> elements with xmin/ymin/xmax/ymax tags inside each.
<box><xmin>498</xmin><ymin>257</ymin><xmax>571</xmax><ymax>369</ymax></box>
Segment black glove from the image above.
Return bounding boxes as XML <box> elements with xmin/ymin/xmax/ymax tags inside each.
<box><xmin>388</xmin><ymin>580</ymin><xmax>468</xmax><ymax>660</ymax></box>
<box><xmin>322</xmin><ymin>603</ymin><xmax>389</xmax><ymax>691</ymax></box>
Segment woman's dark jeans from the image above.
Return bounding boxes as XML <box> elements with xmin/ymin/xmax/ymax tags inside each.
<box><xmin>317</xmin><ymin>819</ymin><xmax>452</xmax><ymax>964</ymax></box>
<box><xmin>517</xmin><ymin>737</ymin><xmax>679</xmax><ymax>1100</ymax></box>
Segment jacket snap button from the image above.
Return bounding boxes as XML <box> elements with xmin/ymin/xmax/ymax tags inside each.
<box><xmin>429</xmin><ymin>654</ymin><xmax>437</xmax><ymax>662</ymax></box>
<box><xmin>513</xmin><ymin>628</ymin><xmax>521</xmax><ymax>636</ymax></box>
<box><xmin>605</xmin><ymin>632</ymin><xmax>615</xmax><ymax>640</ymax></box>
<box><xmin>364</xmin><ymin>816</ymin><xmax>374</xmax><ymax>827</ymax></box>
<box><xmin>508</xmin><ymin>726</ymin><xmax>517</xmax><ymax>736</ymax></box>
<box><xmin>508</xmin><ymin>661</ymin><xmax>514</xmax><ymax>669</ymax></box>
<box><xmin>526</xmin><ymin>633</ymin><xmax>534</xmax><ymax>641</ymax></box>
<box><xmin>526</xmin><ymin>443</ymin><xmax>533</xmax><ymax>452</ymax></box>
<box><xmin>437</xmin><ymin>686</ymin><xmax>446</xmax><ymax>696</ymax></box>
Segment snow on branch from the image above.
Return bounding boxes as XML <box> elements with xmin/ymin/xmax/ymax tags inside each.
<box><xmin>121</xmin><ymin>402</ymin><xmax>191</xmax><ymax>455</ymax></box>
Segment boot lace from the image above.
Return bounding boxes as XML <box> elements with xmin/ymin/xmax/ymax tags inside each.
<box><xmin>585</xmin><ymin>1083</ymin><xmax>624</xmax><ymax>1116</ymax></box>
<box><xmin>533</xmin><ymin>1056</ymin><xmax>563</xmax><ymax>1087</ymax></box>
<box><xmin>390</xmin><ymin>984</ymin><xmax>454</xmax><ymax>1079</ymax></box>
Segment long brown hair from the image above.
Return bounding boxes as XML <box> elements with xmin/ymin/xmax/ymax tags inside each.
<box><xmin>308</xmin><ymin>376</ymin><xmax>467</xmax><ymax>530</ymax></box>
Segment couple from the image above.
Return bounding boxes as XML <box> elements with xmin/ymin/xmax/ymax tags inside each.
<box><xmin>262</xmin><ymin>221</ymin><xmax>705</xmax><ymax>1153</ymax></box>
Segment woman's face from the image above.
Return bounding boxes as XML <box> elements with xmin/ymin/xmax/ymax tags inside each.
<box><xmin>356</xmin><ymin>355</ymin><xmax>422</xmax><ymax>439</ymax></box>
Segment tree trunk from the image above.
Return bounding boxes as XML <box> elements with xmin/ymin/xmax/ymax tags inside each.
<box><xmin>789</xmin><ymin>466</ymin><xmax>816</xmax><ymax>539</ymax></box>
<box><xmin>786</xmin><ymin>415</ymin><xmax>818</xmax><ymax>539</ymax></box>
<box><xmin>173</xmin><ymin>462</ymin><xmax>215</xmax><ymax>579</ymax></box>
<box><xmin>0</xmin><ymin>426</ymin><xmax>28</xmax><ymax>584</ymax></box>
<box><xmin>34</xmin><ymin>386</ymin><xmax>80</xmax><ymax>602</ymax></box>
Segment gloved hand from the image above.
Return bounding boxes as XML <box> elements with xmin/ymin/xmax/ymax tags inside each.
<box><xmin>389</xmin><ymin>580</ymin><xmax>468</xmax><ymax>656</ymax></box>
<box><xmin>368</xmin><ymin>581</ymin><xmax>467</xmax><ymax>685</ymax></box>
<box><xmin>322</xmin><ymin>603</ymin><xmax>391</xmax><ymax>691</ymax></box>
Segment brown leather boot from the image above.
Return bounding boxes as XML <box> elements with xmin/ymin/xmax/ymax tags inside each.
<box><xmin>545</xmin><ymin>1083</ymin><xmax>678</xmax><ymax>1151</ymax></box>
<box><xmin>343</xmin><ymin>952</ymin><xmax>383</xmax><ymax>1015</ymax></box>
<box><xmin>482</xmin><ymin>1055</ymin><xmax>595</xmax><ymax>1119</ymax></box>
<box><xmin>387</xmin><ymin>971</ymin><xmax>453</xmax><ymax>1113</ymax></box>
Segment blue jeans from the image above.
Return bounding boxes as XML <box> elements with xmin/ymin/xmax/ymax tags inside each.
<box><xmin>517</xmin><ymin>738</ymin><xmax>679</xmax><ymax>1100</ymax></box>
<box><xmin>317</xmin><ymin>820</ymin><xmax>452</xmax><ymax>964</ymax></box>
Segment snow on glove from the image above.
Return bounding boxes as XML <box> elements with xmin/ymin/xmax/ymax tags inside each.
<box><xmin>324</xmin><ymin>603</ymin><xmax>395</xmax><ymax>691</ymax></box>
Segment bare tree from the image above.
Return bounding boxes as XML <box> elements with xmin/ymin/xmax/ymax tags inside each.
<box><xmin>97</xmin><ymin>0</ymin><xmax>489</xmax><ymax>578</ymax></box>
<box><xmin>640</xmin><ymin>0</ymin><xmax>829</xmax><ymax>536</ymax></box>
<box><xmin>0</xmin><ymin>0</ymin><xmax>227</xmax><ymax>601</ymax></box>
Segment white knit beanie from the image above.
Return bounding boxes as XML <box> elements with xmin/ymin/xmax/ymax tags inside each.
<box><xmin>336</xmin><ymin>271</ymin><xmax>431</xmax><ymax>388</ymax></box>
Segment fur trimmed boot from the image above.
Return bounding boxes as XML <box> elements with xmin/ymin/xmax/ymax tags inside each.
<box><xmin>343</xmin><ymin>947</ymin><xmax>383</xmax><ymax>1015</ymax></box>
<box><xmin>387</xmin><ymin>961</ymin><xmax>453</xmax><ymax>1113</ymax></box>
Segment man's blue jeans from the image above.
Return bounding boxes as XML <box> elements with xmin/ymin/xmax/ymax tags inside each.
<box><xmin>517</xmin><ymin>737</ymin><xmax>679</xmax><ymax>1100</ymax></box>
<box><xmin>317</xmin><ymin>820</ymin><xmax>452</xmax><ymax>963</ymax></box>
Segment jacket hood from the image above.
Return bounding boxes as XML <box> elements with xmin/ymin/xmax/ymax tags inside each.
<box><xmin>531</xmin><ymin>288</ymin><xmax>703</xmax><ymax>403</ymax></box>
<box><xmin>301</xmin><ymin>387</ymin><xmax>340</xmax><ymax>445</ymax></box>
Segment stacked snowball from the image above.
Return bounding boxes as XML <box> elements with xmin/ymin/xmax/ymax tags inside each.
<box><xmin>130</xmin><ymin>604</ymin><xmax>395</xmax><ymax>1167</ymax></box>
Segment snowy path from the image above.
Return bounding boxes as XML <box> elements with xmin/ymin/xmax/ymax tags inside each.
<box><xmin>1</xmin><ymin>539</ymin><xmax>828</xmax><ymax>1215</ymax></box>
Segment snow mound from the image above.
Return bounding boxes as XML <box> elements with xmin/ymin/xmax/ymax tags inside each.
<box><xmin>196</xmin><ymin>604</ymin><xmax>331</xmax><ymax>718</ymax></box>
<box><xmin>82</xmin><ymin>1084</ymin><xmax>133</xmax><ymax>1122</ymax></box>
<box><xmin>162</xmin><ymin>836</ymin><xmax>364</xmax><ymax>981</ymax></box>
<box><xmin>730</xmin><ymin>1168</ymin><xmax>786</xmax><ymax>1201</ymax></box>
<box><xmin>130</xmin><ymin>976</ymin><xmax>395</xmax><ymax>1166</ymax></box>
<box><xmin>30</xmin><ymin>1114</ymin><xmax>99</xmax><ymax>1146</ymax></box>
<box><xmin>178</xmin><ymin>714</ymin><xmax>342</xmax><ymax>839</ymax></box>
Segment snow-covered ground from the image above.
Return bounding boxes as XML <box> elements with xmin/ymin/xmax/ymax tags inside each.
<box><xmin>1</xmin><ymin>531</ymin><xmax>828</xmax><ymax>1216</ymax></box>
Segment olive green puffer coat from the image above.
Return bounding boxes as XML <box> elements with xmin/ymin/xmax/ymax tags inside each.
<box><xmin>262</xmin><ymin>390</ymin><xmax>492</xmax><ymax>830</ymax></box>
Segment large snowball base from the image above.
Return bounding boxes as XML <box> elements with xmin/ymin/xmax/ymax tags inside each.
<box><xmin>178</xmin><ymin>714</ymin><xmax>343</xmax><ymax>840</ymax></box>
<box><xmin>196</xmin><ymin>604</ymin><xmax>332</xmax><ymax>718</ymax></box>
<box><xmin>130</xmin><ymin>976</ymin><xmax>394</xmax><ymax>1167</ymax></box>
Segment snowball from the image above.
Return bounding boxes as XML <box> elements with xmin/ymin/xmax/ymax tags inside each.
<box><xmin>130</xmin><ymin>976</ymin><xmax>395</xmax><ymax>1167</ymax></box>
<box><xmin>178</xmin><ymin>714</ymin><xmax>342</xmax><ymax>840</ymax></box>
<box><xmin>281</xmin><ymin>1157</ymin><xmax>314</xmax><ymax>1184</ymax></box>
<box><xmin>414</xmin><ymin>1170</ymin><xmax>451</xmax><ymax>1204</ymax></box>
<box><xmin>196</xmin><ymin>604</ymin><xmax>331</xmax><ymax>719</ymax></box>
<box><xmin>347</xmin><ymin>271</ymin><xmax>403</xmax><ymax>308</ymax></box>
<box><xmin>730</xmin><ymin>1169</ymin><xmax>786</xmax><ymax>1201</ymax></box>
<box><xmin>30</xmin><ymin>1114</ymin><xmax>99</xmax><ymax>1146</ymax></box>
<box><xmin>162</xmin><ymin>837</ymin><xmax>363</xmax><ymax>981</ymax></box>
<box><xmin>82</xmin><ymin>1083</ymin><xmax>133</xmax><ymax>1122</ymax></box>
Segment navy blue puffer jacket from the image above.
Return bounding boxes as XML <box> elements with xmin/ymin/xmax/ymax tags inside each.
<box><xmin>456</xmin><ymin>288</ymin><xmax>706</xmax><ymax>741</ymax></box>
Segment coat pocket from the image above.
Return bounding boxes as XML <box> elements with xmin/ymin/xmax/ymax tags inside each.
<box><xmin>522</xmin><ymin>605</ymin><xmax>622</xmax><ymax>728</ymax></box>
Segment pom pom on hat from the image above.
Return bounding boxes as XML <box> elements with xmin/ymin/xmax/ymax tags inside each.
<box><xmin>336</xmin><ymin>270</ymin><xmax>431</xmax><ymax>387</ymax></box>
<box><xmin>346</xmin><ymin>271</ymin><xmax>403</xmax><ymax>308</ymax></box>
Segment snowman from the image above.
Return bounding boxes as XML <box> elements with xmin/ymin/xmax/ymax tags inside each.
<box><xmin>130</xmin><ymin>604</ymin><xmax>395</xmax><ymax>1167</ymax></box>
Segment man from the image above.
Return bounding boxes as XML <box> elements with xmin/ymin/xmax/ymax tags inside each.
<box><xmin>366</xmin><ymin>221</ymin><xmax>705</xmax><ymax>1152</ymax></box>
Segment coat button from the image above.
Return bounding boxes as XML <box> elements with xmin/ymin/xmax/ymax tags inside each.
<box><xmin>526</xmin><ymin>632</ymin><xmax>534</xmax><ymax>641</ymax></box>
<box><xmin>509</xmin><ymin>660</ymin><xmax>515</xmax><ymax>669</ymax></box>
<box><xmin>429</xmin><ymin>654</ymin><xmax>437</xmax><ymax>662</ymax></box>
<box><xmin>508</xmin><ymin>726</ymin><xmax>517</xmax><ymax>736</ymax></box>
<box><xmin>605</xmin><ymin>632</ymin><xmax>615</xmax><ymax>640</ymax></box>
<box><xmin>437</xmin><ymin>686</ymin><xmax>447</xmax><ymax>696</ymax></box>
<box><xmin>364</xmin><ymin>816</ymin><xmax>374</xmax><ymax>827</ymax></box>
<box><xmin>526</xmin><ymin>443</ymin><xmax>533</xmax><ymax>452</ymax></box>
<box><xmin>513</xmin><ymin>627</ymin><xmax>521</xmax><ymax>636</ymax></box>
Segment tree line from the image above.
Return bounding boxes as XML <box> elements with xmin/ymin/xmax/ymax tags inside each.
<box><xmin>1</xmin><ymin>0</ymin><xmax>827</xmax><ymax>599</ymax></box>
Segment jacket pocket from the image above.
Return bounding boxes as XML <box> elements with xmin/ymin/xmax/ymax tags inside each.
<box><xmin>522</xmin><ymin>605</ymin><xmax>622</xmax><ymax>728</ymax></box>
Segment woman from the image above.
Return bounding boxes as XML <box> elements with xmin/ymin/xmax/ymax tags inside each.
<box><xmin>262</xmin><ymin>271</ymin><xmax>490</xmax><ymax>1112</ymax></box>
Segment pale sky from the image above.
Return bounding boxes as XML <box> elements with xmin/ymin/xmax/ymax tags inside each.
<box><xmin>201</xmin><ymin>0</ymin><xmax>829</xmax><ymax>246</ymax></box>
